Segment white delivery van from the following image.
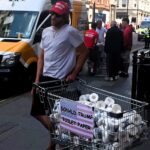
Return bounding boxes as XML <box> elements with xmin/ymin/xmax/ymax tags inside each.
<box><xmin>0</xmin><ymin>0</ymin><xmax>88</xmax><ymax>89</ymax></box>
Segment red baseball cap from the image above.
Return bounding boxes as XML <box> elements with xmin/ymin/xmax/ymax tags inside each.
<box><xmin>50</xmin><ymin>1</ymin><xmax>69</xmax><ymax>15</ymax></box>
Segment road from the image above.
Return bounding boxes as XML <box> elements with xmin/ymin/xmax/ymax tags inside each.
<box><xmin>0</xmin><ymin>33</ymin><xmax>149</xmax><ymax>150</ymax></box>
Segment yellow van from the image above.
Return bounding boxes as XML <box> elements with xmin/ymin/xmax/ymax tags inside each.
<box><xmin>0</xmin><ymin>0</ymin><xmax>88</xmax><ymax>89</ymax></box>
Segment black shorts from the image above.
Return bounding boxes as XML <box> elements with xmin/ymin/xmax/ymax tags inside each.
<box><xmin>30</xmin><ymin>75</ymin><xmax>60</xmax><ymax>116</ymax></box>
<box><xmin>88</xmin><ymin>46</ymin><xmax>100</xmax><ymax>62</ymax></box>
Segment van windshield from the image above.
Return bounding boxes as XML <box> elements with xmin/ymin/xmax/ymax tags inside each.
<box><xmin>140</xmin><ymin>21</ymin><xmax>150</xmax><ymax>28</ymax></box>
<box><xmin>0</xmin><ymin>11</ymin><xmax>38</xmax><ymax>38</ymax></box>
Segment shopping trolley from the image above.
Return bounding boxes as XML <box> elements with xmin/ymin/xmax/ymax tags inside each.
<box><xmin>33</xmin><ymin>79</ymin><xmax>148</xmax><ymax>150</ymax></box>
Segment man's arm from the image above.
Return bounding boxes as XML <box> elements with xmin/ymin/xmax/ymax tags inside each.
<box><xmin>66</xmin><ymin>43</ymin><xmax>89</xmax><ymax>81</ymax></box>
<box><xmin>34</xmin><ymin>49</ymin><xmax>44</xmax><ymax>83</ymax></box>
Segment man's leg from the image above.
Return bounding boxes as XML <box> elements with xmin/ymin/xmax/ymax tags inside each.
<box><xmin>34</xmin><ymin>115</ymin><xmax>53</xmax><ymax>130</ymax></box>
<box><xmin>119</xmin><ymin>50</ymin><xmax>130</xmax><ymax>77</ymax></box>
<box><xmin>34</xmin><ymin>115</ymin><xmax>55</xmax><ymax>150</ymax></box>
<box><xmin>31</xmin><ymin>83</ymin><xmax>55</xmax><ymax>150</ymax></box>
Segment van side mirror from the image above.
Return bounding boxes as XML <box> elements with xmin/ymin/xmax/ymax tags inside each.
<box><xmin>33</xmin><ymin>28</ymin><xmax>43</xmax><ymax>44</ymax></box>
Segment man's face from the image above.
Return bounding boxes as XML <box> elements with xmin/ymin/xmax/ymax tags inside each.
<box><xmin>51</xmin><ymin>13</ymin><xmax>63</xmax><ymax>27</ymax></box>
<box><xmin>97</xmin><ymin>21</ymin><xmax>102</xmax><ymax>28</ymax></box>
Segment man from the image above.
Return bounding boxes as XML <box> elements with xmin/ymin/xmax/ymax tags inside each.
<box><xmin>119</xmin><ymin>17</ymin><xmax>133</xmax><ymax>77</ymax></box>
<box><xmin>104</xmin><ymin>21</ymin><xmax>124</xmax><ymax>81</ymax></box>
<box><xmin>144</xmin><ymin>27</ymin><xmax>150</xmax><ymax>49</ymax></box>
<box><xmin>30</xmin><ymin>1</ymin><xmax>89</xmax><ymax>149</ymax></box>
<box><xmin>84</xmin><ymin>22</ymin><xmax>98</xmax><ymax>49</ymax></box>
<box><xmin>96</xmin><ymin>20</ymin><xmax>107</xmax><ymax>43</ymax></box>
<box><xmin>84</xmin><ymin>22</ymin><xmax>99</xmax><ymax>74</ymax></box>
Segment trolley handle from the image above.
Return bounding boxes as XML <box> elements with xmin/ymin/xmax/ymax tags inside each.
<box><xmin>76</xmin><ymin>77</ymin><xmax>87</xmax><ymax>84</ymax></box>
<box><xmin>32</xmin><ymin>77</ymin><xmax>87</xmax><ymax>91</ymax></box>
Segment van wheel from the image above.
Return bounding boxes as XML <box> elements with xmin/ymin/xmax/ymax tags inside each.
<box><xmin>25</xmin><ymin>63</ymin><xmax>37</xmax><ymax>90</ymax></box>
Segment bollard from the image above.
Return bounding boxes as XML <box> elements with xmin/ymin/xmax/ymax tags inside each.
<box><xmin>131</xmin><ymin>51</ymin><xmax>138</xmax><ymax>99</ymax></box>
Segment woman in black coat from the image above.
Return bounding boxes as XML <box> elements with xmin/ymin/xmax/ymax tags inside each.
<box><xmin>104</xmin><ymin>21</ymin><xmax>124</xmax><ymax>81</ymax></box>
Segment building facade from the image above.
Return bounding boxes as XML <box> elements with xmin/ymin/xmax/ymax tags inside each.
<box><xmin>110</xmin><ymin>0</ymin><xmax>117</xmax><ymax>22</ymax></box>
<box><xmin>86</xmin><ymin>0</ymin><xmax>110</xmax><ymax>24</ymax></box>
<box><xmin>116</xmin><ymin>0</ymin><xmax>150</xmax><ymax>25</ymax></box>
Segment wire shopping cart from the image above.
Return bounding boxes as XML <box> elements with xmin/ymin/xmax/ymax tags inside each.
<box><xmin>33</xmin><ymin>79</ymin><xmax>148</xmax><ymax>150</ymax></box>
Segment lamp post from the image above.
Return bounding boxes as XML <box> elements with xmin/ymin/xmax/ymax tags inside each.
<box><xmin>127</xmin><ymin>0</ymin><xmax>129</xmax><ymax>17</ymax></box>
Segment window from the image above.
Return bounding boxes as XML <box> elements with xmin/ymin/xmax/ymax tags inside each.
<box><xmin>33</xmin><ymin>10</ymin><xmax>51</xmax><ymax>44</ymax></box>
<box><xmin>117</xmin><ymin>0</ymin><xmax>119</xmax><ymax>7</ymax></box>
<box><xmin>122</xmin><ymin>0</ymin><xmax>127</xmax><ymax>7</ymax></box>
<box><xmin>0</xmin><ymin>11</ymin><xmax>38</xmax><ymax>38</ymax></box>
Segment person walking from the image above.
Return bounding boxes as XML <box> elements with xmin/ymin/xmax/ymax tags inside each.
<box><xmin>96</xmin><ymin>20</ymin><xmax>107</xmax><ymax>43</ymax></box>
<box><xmin>96</xmin><ymin>20</ymin><xmax>107</xmax><ymax>72</ymax></box>
<box><xmin>119</xmin><ymin>17</ymin><xmax>133</xmax><ymax>78</ymax></box>
<box><xmin>144</xmin><ymin>27</ymin><xmax>150</xmax><ymax>49</ymax></box>
<box><xmin>104</xmin><ymin>21</ymin><xmax>124</xmax><ymax>81</ymax></box>
<box><xmin>84</xmin><ymin>22</ymin><xmax>99</xmax><ymax>74</ymax></box>
<box><xmin>30</xmin><ymin>1</ymin><xmax>89</xmax><ymax>149</ymax></box>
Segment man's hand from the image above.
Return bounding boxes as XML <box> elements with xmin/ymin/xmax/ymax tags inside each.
<box><xmin>31</xmin><ymin>81</ymin><xmax>39</xmax><ymax>95</ymax></box>
<box><xmin>65</xmin><ymin>72</ymin><xmax>77</xmax><ymax>82</ymax></box>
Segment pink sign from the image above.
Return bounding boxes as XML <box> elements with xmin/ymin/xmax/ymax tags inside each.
<box><xmin>60</xmin><ymin>99</ymin><xmax>94</xmax><ymax>139</ymax></box>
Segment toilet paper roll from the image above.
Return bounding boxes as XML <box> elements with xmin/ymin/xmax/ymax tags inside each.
<box><xmin>53</xmin><ymin>101</ymin><xmax>60</xmax><ymax>113</ymax></box>
<box><xmin>126</xmin><ymin>124</ymin><xmax>138</xmax><ymax>136</ymax></box>
<box><xmin>55</xmin><ymin>129</ymin><xmax>59</xmax><ymax>135</ymax></box>
<box><xmin>102</xmin><ymin>130</ymin><xmax>109</xmax><ymax>143</ymax></box>
<box><xmin>104</xmin><ymin>97</ymin><xmax>115</xmax><ymax>107</ymax></box>
<box><xmin>108</xmin><ymin>118</ymin><xmax>120</xmax><ymax>131</ymax></box>
<box><xmin>61</xmin><ymin>133</ymin><xmax>70</xmax><ymax>142</ymax></box>
<box><xmin>118</xmin><ymin>122</ymin><xmax>126</xmax><ymax>131</ymax></box>
<box><xmin>128</xmin><ymin>113</ymin><xmax>142</xmax><ymax>125</ymax></box>
<box><xmin>85</xmin><ymin>94</ymin><xmax>90</xmax><ymax>100</ymax></box>
<box><xmin>85</xmin><ymin>101</ymin><xmax>94</xmax><ymax>107</ymax></box>
<box><xmin>95</xmin><ymin>100</ymin><xmax>106</xmax><ymax>110</ymax></box>
<box><xmin>73</xmin><ymin>136</ymin><xmax>80</xmax><ymax>146</ymax></box>
<box><xmin>79</xmin><ymin>95</ymin><xmax>88</xmax><ymax>102</ymax></box>
<box><xmin>89</xmin><ymin>93</ymin><xmax>99</xmax><ymax>102</ymax></box>
<box><xmin>112</xmin><ymin>142</ymin><xmax>121</xmax><ymax>150</ymax></box>
<box><xmin>106</xmin><ymin>107</ymin><xmax>112</xmax><ymax>112</ymax></box>
<box><xmin>111</xmin><ymin>104</ymin><xmax>122</xmax><ymax>114</ymax></box>
<box><xmin>97</xmin><ymin>118</ymin><xmax>104</xmax><ymax>126</ymax></box>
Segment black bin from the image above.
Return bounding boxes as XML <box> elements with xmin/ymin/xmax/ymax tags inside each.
<box><xmin>132</xmin><ymin>50</ymin><xmax>150</xmax><ymax>125</ymax></box>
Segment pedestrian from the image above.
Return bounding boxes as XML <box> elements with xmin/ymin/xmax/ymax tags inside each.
<box><xmin>105</xmin><ymin>22</ymin><xmax>110</xmax><ymax>30</ymax></box>
<box><xmin>96</xmin><ymin>20</ymin><xmax>107</xmax><ymax>72</ymax></box>
<box><xmin>144</xmin><ymin>27</ymin><xmax>150</xmax><ymax>49</ymax></box>
<box><xmin>104</xmin><ymin>21</ymin><xmax>124</xmax><ymax>81</ymax></box>
<box><xmin>84</xmin><ymin>22</ymin><xmax>99</xmax><ymax>74</ymax></box>
<box><xmin>96</xmin><ymin>20</ymin><xmax>107</xmax><ymax>43</ymax></box>
<box><xmin>30</xmin><ymin>1</ymin><xmax>89</xmax><ymax>150</ymax></box>
<box><xmin>119</xmin><ymin>17</ymin><xmax>133</xmax><ymax>78</ymax></box>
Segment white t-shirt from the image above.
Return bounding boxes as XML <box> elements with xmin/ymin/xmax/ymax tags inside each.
<box><xmin>96</xmin><ymin>27</ymin><xmax>107</xmax><ymax>43</ymax></box>
<box><xmin>40</xmin><ymin>24</ymin><xmax>83</xmax><ymax>79</ymax></box>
